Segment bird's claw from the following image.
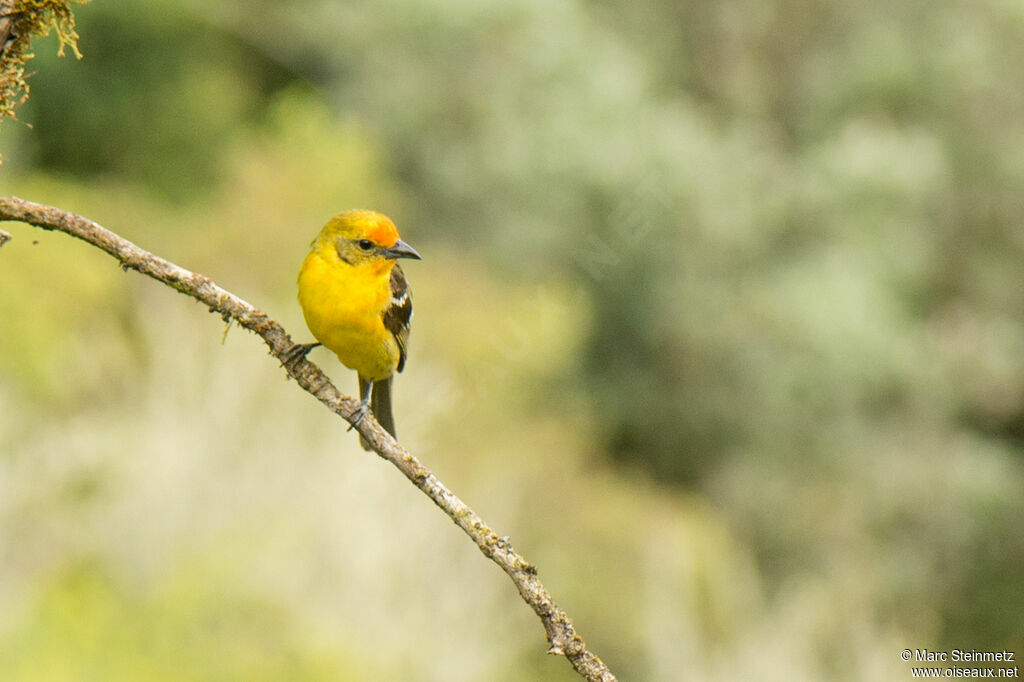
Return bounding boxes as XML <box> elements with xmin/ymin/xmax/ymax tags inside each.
<box><xmin>347</xmin><ymin>402</ymin><xmax>370</xmax><ymax>432</ymax></box>
<box><xmin>281</xmin><ymin>342</ymin><xmax>321</xmax><ymax>367</ymax></box>
<box><xmin>347</xmin><ymin>385</ymin><xmax>373</xmax><ymax>432</ymax></box>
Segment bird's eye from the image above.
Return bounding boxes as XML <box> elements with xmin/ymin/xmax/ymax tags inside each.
<box><xmin>357</xmin><ymin>239</ymin><xmax>374</xmax><ymax>251</ymax></box>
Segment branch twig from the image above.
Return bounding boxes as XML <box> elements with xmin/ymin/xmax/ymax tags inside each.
<box><xmin>0</xmin><ymin>195</ymin><xmax>617</xmax><ymax>682</ymax></box>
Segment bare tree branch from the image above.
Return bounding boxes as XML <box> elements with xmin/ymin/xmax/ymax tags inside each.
<box><xmin>0</xmin><ymin>195</ymin><xmax>618</xmax><ymax>682</ymax></box>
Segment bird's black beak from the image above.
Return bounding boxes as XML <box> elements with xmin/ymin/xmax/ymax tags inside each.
<box><xmin>384</xmin><ymin>239</ymin><xmax>422</xmax><ymax>261</ymax></box>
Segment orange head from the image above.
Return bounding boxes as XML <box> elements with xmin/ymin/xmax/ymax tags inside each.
<box><xmin>314</xmin><ymin>209</ymin><xmax>421</xmax><ymax>265</ymax></box>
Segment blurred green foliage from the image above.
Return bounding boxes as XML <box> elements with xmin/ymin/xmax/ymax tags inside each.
<box><xmin>13</xmin><ymin>2</ymin><xmax>294</xmax><ymax>198</ymax></box>
<box><xmin>0</xmin><ymin>561</ymin><xmax>370</xmax><ymax>681</ymax></box>
<box><xmin>1</xmin><ymin>0</ymin><xmax>1022</xmax><ymax>679</ymax></box>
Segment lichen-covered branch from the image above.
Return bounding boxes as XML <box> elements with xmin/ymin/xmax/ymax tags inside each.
<box><xmin>0</xmin><ymin>196</ymin><xmax>617</xmax><ymax>682</ymax></box>
<box><xmin>0</xmin><ymin>0</ymin><xmax>85</xmax><ymax>142</ymax></box>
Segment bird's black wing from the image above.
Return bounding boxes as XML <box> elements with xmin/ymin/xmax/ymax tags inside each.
<box><xmin>383</xmin><ymin>264</ymin><xmax>413</xmax><ymax>373</ymax></box>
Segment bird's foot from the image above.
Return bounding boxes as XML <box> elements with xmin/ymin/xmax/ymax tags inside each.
<box><xmin>346</xmin><ymin>403</ymin><xmax>370</xmax><ymax>430</ymax></box>
<box><xmin>346</xmin><ymin>403</ymin><xmax>370</xmax><ymax>432</ymax></box>
<box><xmin>281</xmin><ymin>342</ymin><xmax>321</xmax><ymax>367</ymax></box>
<box><xmin>347</xmin><ymin>382</ymin><xmax>373</xmax><ymax>432</ymax></box>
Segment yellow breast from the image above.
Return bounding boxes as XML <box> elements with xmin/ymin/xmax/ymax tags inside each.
<box><xmin>297</xmin><ymin>249</ymin><xmax>401</xmax><ymax>381</ymax></box>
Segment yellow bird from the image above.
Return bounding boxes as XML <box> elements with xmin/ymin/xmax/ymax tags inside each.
<box><xmin>295</xmin><ymin>210</ymin><xmax>421</xmax><ymax>449</ymax></box>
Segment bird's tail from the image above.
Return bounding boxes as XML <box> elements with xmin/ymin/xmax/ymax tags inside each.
<box><xmin>358</xmin><ymin>376</ymin><xmax>396</xmax><ymax>450</ymax></box>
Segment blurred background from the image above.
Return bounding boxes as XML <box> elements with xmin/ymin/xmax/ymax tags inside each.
<box><xmin>2</xmin><ymin>0</ymin><xmax>1023</xmax><ymax>679</ymax></box>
